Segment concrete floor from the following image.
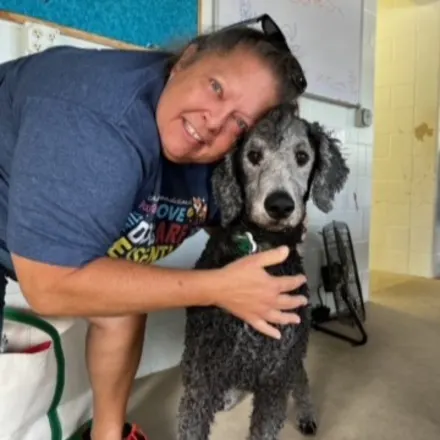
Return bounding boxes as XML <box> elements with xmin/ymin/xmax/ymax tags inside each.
<box><xmin>127</xmin><ymin>271</ymin><xmax>440</xmax><ymax>440</ymax></box>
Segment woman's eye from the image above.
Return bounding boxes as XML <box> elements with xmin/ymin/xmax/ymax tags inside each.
<box><xmin>210</xmin><ymin>79</ymin><xmax>223</xmax><ymax>97</ymax></box>
<box><xmin>296</xmin><ymin>151</ymin><xmax>309</xmax><ymax>166</ymax></box>
<box><xmin>248</xmin><ymin>150</ymin><xmax>263</xmax><ymax>165</ymax></box>
<box><xmin>236</xmin><ymin>118</ymin><xmax>248</xmax><ymax>132</ymax></box>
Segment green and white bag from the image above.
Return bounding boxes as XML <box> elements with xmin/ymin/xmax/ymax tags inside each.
<box><xmin>0</xmin><ymin>307</ymin><xmax>93</xmax><ymax>440</ymax></box>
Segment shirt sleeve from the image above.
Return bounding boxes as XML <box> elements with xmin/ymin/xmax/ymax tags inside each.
<box><xmin>7</xmin><ymin>97</ymin><xmax>146</xmax><ymax>268</ymax></box>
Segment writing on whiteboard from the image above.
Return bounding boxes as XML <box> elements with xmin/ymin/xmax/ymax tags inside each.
<box><xmin>280</xmin><ymin>23</ymin><xmax>303</xmax><ymax>57</ymax></box>
<box><xmin>237</xmin><ymin>0</ymin><xmax>305</xmax><ymax>57</ymax></box>
<box><xmin>288</xmin><ymin>0</ymin><xmax>343</xmax><ymax>15</ymax></box>
<box><xmin>239</xmin><ymin>0</ymin><xmax>254</xmax><ymax>20</ymax></box>
<box><xmin>316</xmin><ymin>69</ymin><xmax>357</xmax><ymax>93</ymax></box>
<box><xmin>347</xmin><ymin>70</ymin><xmax>358</xmax><ymax>94</ymax></box>
<box><xmin>317</xmin><ymin>74</ymin><xmax>346</xmax><ymax>91</ymax></box>
<box><xmin>217</xmin><ymin>0</ymin><xmax>362</xmax><ymax>105</ymax></box>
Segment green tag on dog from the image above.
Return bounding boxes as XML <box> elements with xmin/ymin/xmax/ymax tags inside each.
<box><xmin>233</xmin><ymin>231</ymin><xmax>258</xmax><ymax>256</ymax></box>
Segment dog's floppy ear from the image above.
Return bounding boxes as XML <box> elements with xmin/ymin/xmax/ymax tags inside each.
<box><xmin>307</xmin><ymin>121</ymin><xmax>349</xmax><ymax>213</ymax></box>
<box><xmin>211</xmin><ymin>148</ymin><xmax>243</xmax><ymax>227</ymax></box>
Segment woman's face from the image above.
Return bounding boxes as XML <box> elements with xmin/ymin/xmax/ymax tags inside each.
<box><xmin>156</xmin><ymin>46</ymin><xmax>280</xmax><ymax>164</ymax></box>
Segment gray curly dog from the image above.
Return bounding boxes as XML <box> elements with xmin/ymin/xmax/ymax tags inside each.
<box><xmin>178</xmin><ymin>102</ymin><xmax>350</xmax><ymax>440</ymax></box>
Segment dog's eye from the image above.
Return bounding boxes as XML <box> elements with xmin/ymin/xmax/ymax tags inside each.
<box><xmin>247</xmin><ymin>150</ymin><xmax>263</xmax><ymax>165</ymax></box>
<box><xmin>296</xmin><ymin>151</ymin><xmax>309</xmax><ymax>166</ymax></box>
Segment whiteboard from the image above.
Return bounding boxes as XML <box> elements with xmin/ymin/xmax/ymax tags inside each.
<box><xmin>213</xmin><ymin>0</ymin><xmax>364</xmax><ymax>107</ymax></box>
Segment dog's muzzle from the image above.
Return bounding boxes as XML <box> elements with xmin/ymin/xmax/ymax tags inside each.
<box><xmin>264</xmin><ymin>190</ymin><xmax>295</xmax><ymax>220</ymax></box>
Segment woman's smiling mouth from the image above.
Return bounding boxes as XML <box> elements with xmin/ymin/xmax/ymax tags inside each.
<box><xmin>183</xmin><ymin>119</ymin><xmax>204</xmax><ymax>145</ymax></box>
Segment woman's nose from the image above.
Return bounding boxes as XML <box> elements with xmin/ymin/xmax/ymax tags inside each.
<box><xmin>204</xmin><ymin>106</ymin><xmax>232</xmax><ymax>133</ymax></box>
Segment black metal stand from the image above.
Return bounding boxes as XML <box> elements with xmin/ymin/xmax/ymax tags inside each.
<box><xmin>314</xmin><ymin>220</ymin><xmax>369</xmax><ymax>347</ymax></box>
<box><xmin>311</xmin><ymin>285</ymin><xmax>368</xmax><ymax>347</ymax></box>
<box><xmin>312</xmin><ymin>315</ymin><xmax>368</xmax><ymax>347</ymax></box>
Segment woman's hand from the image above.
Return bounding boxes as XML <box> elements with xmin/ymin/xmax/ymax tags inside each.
<box><xmin>211</xmin><ymin>246</ymin><xmax>308</xmax><ymax>339</ymax></box>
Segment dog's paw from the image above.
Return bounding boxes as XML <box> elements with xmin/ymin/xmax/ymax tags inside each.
<box><xmin>297</xmin><ymin>416</ymin><xmax>318</xmax><ymax>436</ymax></box>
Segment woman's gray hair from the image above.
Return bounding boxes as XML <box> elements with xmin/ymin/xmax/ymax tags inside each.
<box><xmin>164</xmin><ymin>26</ymin><xmax>306</xmax><ymax>107</ymax></box>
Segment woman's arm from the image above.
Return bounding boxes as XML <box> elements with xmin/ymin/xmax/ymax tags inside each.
<box><xmin>12</xmin><ymin>244</ymin><xmax>307</xmax><ymax>343</ymax></box>
<box><xmin>12</xmin><ymin>253</ymin><xmax>218</xmax><ymax>316</ymax></box>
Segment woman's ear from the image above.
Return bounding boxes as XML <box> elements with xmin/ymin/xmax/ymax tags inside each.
<box><xmin>171</xmin><ymin>43</ymin><xmax>199</xmax><ymax>75</ymax></box>
<box><xmin>211</xmin><ymin>148</ymin><xmax>243</xmax><ymax>227</ymax></box>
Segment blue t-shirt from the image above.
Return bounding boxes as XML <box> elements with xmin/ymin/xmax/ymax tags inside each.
<box><xmin>0</xmin><ymin>46</ymin><xmax>219</xmax><ymax>269</ymax></box>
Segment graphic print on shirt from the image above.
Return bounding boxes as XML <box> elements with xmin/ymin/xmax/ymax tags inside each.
<box><xmin>107</xmin><ymin>195</ymin><xmax>208</xmax><ymax>264</ymax></box>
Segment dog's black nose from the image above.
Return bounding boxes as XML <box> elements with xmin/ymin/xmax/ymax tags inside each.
<box><xmin>264</xmin><ymin>190</ymin><xmax>295</xmax><ymax>219</ymax></box>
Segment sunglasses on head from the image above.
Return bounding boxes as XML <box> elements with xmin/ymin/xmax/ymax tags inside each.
<box><xmin>221</xmin><ymin>14</ymin><xmax>308</xmax><ymax>94</ymax></box>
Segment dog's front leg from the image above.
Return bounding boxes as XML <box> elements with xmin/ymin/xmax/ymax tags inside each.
<box><xmin>291</xmin><ymin>359</ymin><xmax>318</xmax><ymax>436</ymax></box>
<box><xmin>248</xmin><ymin>387</ymin><xmax>289</xmax><ymax>440</ymax></box>
<box><xmin>177</xmin><ymin>383</ymin><xmax>217</xmax><ymax>440</ymax></box>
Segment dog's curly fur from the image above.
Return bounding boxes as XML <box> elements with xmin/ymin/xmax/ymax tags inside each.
<box><xmin>178</xmin><ymin>103</ymin><xmax>350</xmax><ymax>440</ymax></box>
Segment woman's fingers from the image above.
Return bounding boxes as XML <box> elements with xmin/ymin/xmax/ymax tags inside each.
<box><xmin>249</xmin><ymin>318</ymin><xmax>282</xmax><ymax>340</ymax></box>
<box><xmin>276</xmin><ymin>293</ymin><xmax>308</xmax><ymax>310</ymax></box>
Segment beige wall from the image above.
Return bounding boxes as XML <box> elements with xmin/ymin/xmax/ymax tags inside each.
<box><xmin>370</xmin><ymin>0</ymin><xmax>440</xmax><ymax>277</ymax></box>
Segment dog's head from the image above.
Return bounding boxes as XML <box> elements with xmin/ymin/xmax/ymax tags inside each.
<box><xmin>211</xmin><ymin>102</ymin><xmax>349</xmax><ymax>230</ymax></box>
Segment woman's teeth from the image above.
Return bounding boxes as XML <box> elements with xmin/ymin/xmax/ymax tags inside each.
<box><xmin>184</xmin><ymin>120</ymin><xmax>203</xmax><ymax>143</ymax></box>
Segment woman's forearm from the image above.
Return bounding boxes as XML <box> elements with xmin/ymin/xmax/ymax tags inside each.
<box><xmin>17</xmin><ymin>256</ymin><xmax>219</xmax><ymax>317</ymax></box>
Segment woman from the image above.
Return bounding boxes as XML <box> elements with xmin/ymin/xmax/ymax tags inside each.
<box><xmin>0</xmin><ymin>17</ymin><xmax>309</xmax><ymax>440</ymax></box>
